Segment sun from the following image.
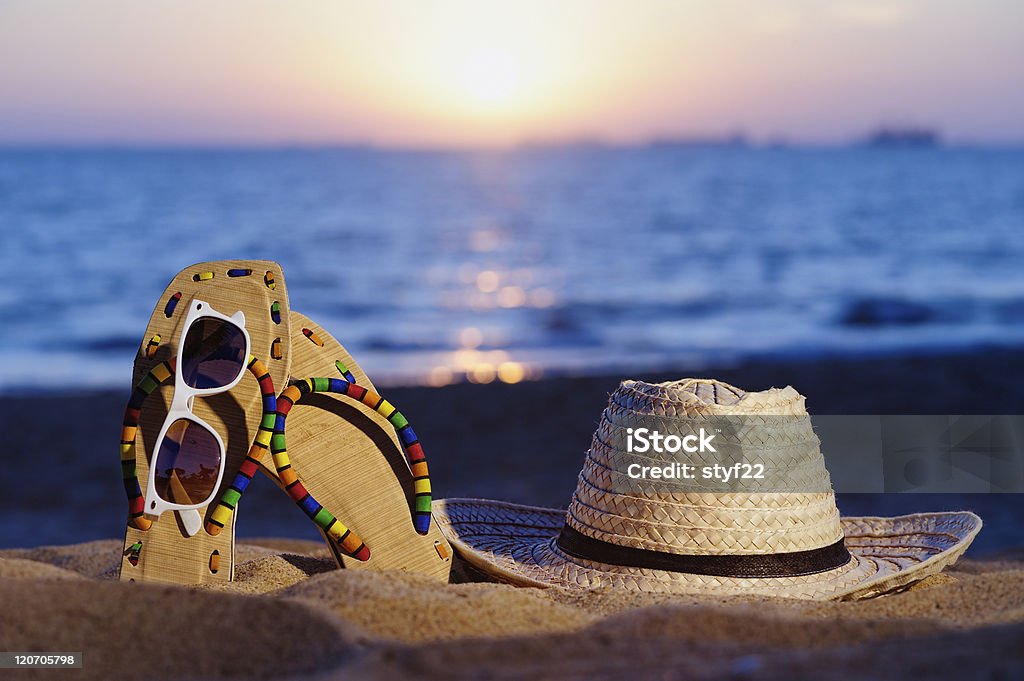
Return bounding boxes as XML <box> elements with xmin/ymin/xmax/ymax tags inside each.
<box><xmin>455</xmin><ymin>49</ymin><xmax>523</xmax><ymax>107</ymax></box>
<box><xmin>379</xmin><ymin>24</ymin><xmax>583</xmax><ymax>133</ymax></box>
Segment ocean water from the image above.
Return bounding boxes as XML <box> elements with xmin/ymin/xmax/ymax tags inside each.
<box><xmin>0</xmin><ymin>145</ymin><xmax>1023</xmax><ymax>391</ymax></box>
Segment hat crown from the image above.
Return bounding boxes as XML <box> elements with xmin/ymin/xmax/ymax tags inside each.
<box><xmin>566</xmin><ymin>378</ymin><xmax>844</xmax><ymax>556</ymax></box>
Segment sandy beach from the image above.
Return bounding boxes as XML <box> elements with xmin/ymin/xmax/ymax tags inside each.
<box><xmin>3</xmin><ymin>537</ymin><xmax>1024</xmax><ymax>680</ymax></box>
<box><xmin>4</xmin><ymin>349</ymin><xmax>1024</xmax><ymax>680</ymax></box>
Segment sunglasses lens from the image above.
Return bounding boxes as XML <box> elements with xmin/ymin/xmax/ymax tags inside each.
<box><xmin>153</xmin><ymin>419</ymin><xmax>222</xmax><ymax>506</ymax></box>
<box><xmin>181</xmin><ymin>317</ymin><xmax>247</xmax><ymax>389</ymax></box>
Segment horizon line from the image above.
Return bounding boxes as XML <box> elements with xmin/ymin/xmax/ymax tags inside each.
<box><xmin>1</xmin><ymin>135</ymin><xmax>1023</xmax><ymax>153</ymax></box>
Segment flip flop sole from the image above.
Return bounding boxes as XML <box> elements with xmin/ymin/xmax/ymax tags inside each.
<box><xmin>264</xmin><ymin>311</ymin><xmax>452</xmax><ymax>581</ymax></box>
<box><xmin>118</xmin><ymin>260</ymin><xmax>292</xmax><ymax>586</ymax></box>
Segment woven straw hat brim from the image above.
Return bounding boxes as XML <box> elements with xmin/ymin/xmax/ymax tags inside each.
<box><xmin>434</xmin><ymin>499</ymin><xmax>982</xmax><ymax>601</ymax></box>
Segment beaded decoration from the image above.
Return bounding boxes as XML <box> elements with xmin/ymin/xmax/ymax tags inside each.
<box><xmin>301</xmin><ymin>327</ymin><xmax>324</xmax><ymax>346</ymax></box>
<box><xmin>144</xmin><ymin>334</ymin><xmax>161</xmax><ymax>358</ymax></box>
<box><xmin>164</xmin><ymin>292</ymin><xmax>181</xmax><ymax>318</ymax></box>
<box><xmin>121</xmin><ymin>358</ymin><xmax>176</xmax><ymax>530</ymax></box>
<box><xmin>275</xmin><ymin>378</ymin><xmax>433</xmax><ymax>535</ymax></box>
<box><xmin>202</xmin><ymin>377</ymin><xmax>377</xmax><ymax>559</ymax></box>
<box><xmin>125</xmin><ymin>541</ymin><xmax>143</xmax><ymax>566</ymax></box>
<box><xmin>334</xmin><ymin>359</ymin><xmax>356</xmax><ymax>383</ymax></box>
<box><xmin>204</xmin><ymin>355</ymin><xmax>277</xmax><ymax>535</ymax></box>
<box><xmin>267</xmin><ymin>380</ymin><xmax>371</xmax><ymax>560</ymax></box>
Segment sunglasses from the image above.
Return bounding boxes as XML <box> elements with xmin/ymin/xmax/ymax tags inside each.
<box><xmin>142</xmin><ymin>299</ymin><xmax>251</xmax><ymax>536</ymax></box>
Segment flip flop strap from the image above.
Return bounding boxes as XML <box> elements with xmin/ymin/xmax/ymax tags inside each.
<box><xmin>204</xmin><ymin>356</ymin><xmax>277</xmax><ymax>535</ymax></box>
<box><xmin>205</xmin><ymin>363</ymin><xmax>371</xmax><ymax>564</ymax></box>
<box><xmin>120</xmin><ymin>358</ymin><xmax>177</xmax><ymax>530</ymax></box>
<box><xmin>277</xmin><ymin>377</ymin><xmax>433</xmax><ymax>535</ymax></box>
<box><xmin>268</xmin><ymin>381</ymin><xmax>370</xmax><ymax>561</ymax></box>
<box><xmin>203</xmin><ymin>372</ymin><xmax>372</xmax><ymax>557</ymax></box>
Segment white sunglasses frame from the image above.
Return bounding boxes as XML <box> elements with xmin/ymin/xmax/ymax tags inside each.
<box><xmin>143</xmin><ymin>299</ymin><xmax>251</xmax><ymax>536</ymax></box>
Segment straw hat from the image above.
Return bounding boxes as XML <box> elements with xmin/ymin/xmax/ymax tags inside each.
<box><xmin>434</xmin><ymin>379</ymin><xmax>982</xmax><ymax>600</ymax></box>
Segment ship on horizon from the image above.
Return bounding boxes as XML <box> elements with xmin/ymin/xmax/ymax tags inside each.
<box><xmin>863</xmin><ymin>126</ymin><xmax>941</xmax><ymax>148</ymax></box>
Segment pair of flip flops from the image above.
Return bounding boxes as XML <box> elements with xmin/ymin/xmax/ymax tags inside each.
<box><xmin>118</xmin><ymin>260</ymin><xmax>452</xmax><ymax>585</ymax></box>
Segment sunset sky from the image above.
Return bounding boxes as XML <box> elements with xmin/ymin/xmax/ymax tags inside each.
<box><xmin>1</xmin><ymin>0</ymin><xmax>1022</xmax><ymax>147</ymax></box>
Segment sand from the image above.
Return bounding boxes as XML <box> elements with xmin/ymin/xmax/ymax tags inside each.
<box><xmin>2</xmin><ymin>540</ymin><xmax>1024</xmax><ymax>680</ymax></box>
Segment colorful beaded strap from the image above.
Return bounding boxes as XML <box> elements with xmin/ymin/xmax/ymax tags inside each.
<box><xmin>120</xmin><ymin>355</ymin><xmax>275</xmax><ymax>532</ymax></box>
<box><xmin>205</xmin><ymin>376</ymin><xmax>373</xmax><ymax>562</ymax></box>
<box><xmin>275</xmin><ymin>378</ymin><xmax>433</xmax><ymax>535</ymax></box>
<box><xmin>203</xmin><ymin>374</ymin><xmax>432</xmax><ymax>559</ymax></box>
<box><xmin>121</xmin><ymin>358</ymin><xmax>177</xmax><ymax>530</ymax></box>
<box><xmin>265</xmin><ymin>380</ymin><xmax>370</xmax><ymax>561</ymax></box>
<box><xmin>205</xmin><ymin>356</ymin><xmax>277</xmax><ymax>535</ymax></box>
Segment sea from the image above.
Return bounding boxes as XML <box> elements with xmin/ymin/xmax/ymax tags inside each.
<box><xmin>1</xmin><ymin>145</ymin><xmax>1023</xmax><ymax>392</ymax></box>
<box><xmin>1</xmin><ymin>145</ymin><xmax>1022</xmax><ymax>552</ymax></box>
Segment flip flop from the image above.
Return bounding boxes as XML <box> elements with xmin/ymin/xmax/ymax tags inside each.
<box><xmin>210</xmin><ymin>310</ymin><xmax>452</xmax><ymax>581</ymax></box>
<box><xmin>118</xmin><ymin>260</ymin><xmax>292</xmax><ymax>585</ymax></box>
